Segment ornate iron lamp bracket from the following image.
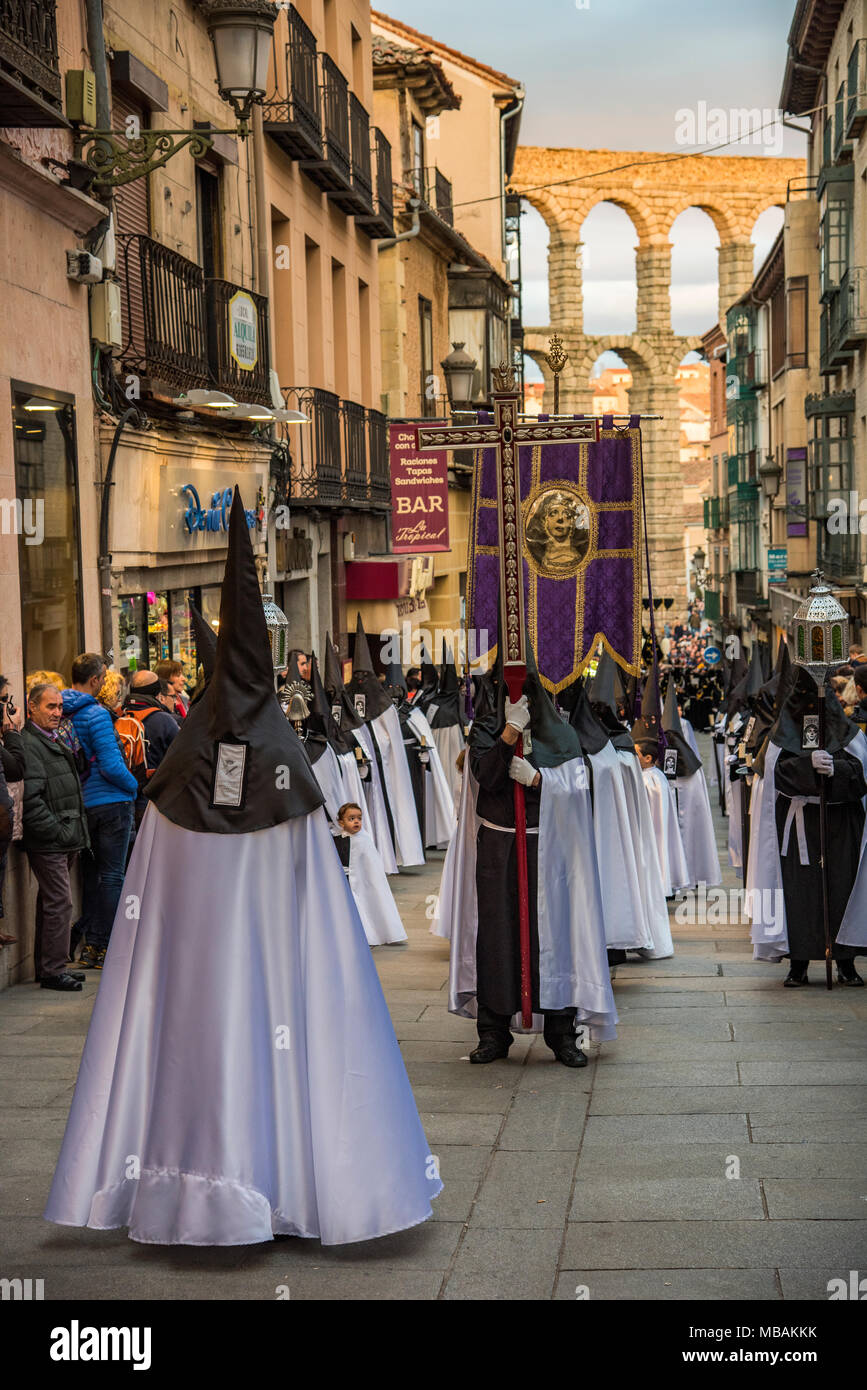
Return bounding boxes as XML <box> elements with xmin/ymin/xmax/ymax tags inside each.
<box><xmin>75</xmin><ymin>125</ymin><xmax>244</xmax><ymax>189</ymax></box>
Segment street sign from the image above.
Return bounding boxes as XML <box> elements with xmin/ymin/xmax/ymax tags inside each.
<box><xmin>768</xmin><ymin>546</ymin><xmax>787</xmax><ymax>585</ymax></box>
<box><xmin>704</xmin><ymin>645</ymin><xmax>721</xmax><ymax>666</ymax></box>
<box><xmin>228</xmin><ymin>290</ymin><xmax>258</xmax><ymax>371</ymax></box>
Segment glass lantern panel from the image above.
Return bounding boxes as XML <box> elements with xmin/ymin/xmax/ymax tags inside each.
<box><xmin>832</xmin><ymin>623</ymin><xmax>843</xmax><ymax>660</ymax></box>
<box><xmin>797</xmin><ymin>624</ymin><xmax>805</xmax><ymax>659</ymax></box>
<box><xmin>811</xmin><ymin>625</ymin><xmax>825</xmax><ymax>662</ymax></box>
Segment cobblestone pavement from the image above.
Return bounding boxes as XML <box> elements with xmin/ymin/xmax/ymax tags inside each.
<box><xmin>1</xmin><ymin>736</ymin><xmax>865</xmax><ymax>1300</ymax></box>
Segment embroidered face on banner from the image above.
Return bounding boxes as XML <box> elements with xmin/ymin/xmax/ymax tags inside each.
<box><xmin>524</xmin><ymin>485</ymin><xmax>592</xmax><ymax>579</ymax></box>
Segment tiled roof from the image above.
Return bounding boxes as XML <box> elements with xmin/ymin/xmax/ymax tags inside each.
<box><xmin>372</xmin><ymin>32</ymin><xmax>461</xmax><ymax>113</ymax></box>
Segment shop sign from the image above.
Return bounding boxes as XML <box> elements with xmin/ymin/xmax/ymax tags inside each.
<box><xmin>229</xmin><ymin>291</ymin><xmax>258</xmax><ymax>371</ymax></box>
<box><xmin>388</xmin><ymin>424</ymin><xmax>449</xmax><ymax>553</ymax></box>
<box><xmin>768</xmin><ymin>546</ymin><xmax>788</xmax><ymax>585</ymax></box>
<box><xmin>182</xmin><ymin>484</ymin><xmax>257</xmax><ymax>535</ymax></box>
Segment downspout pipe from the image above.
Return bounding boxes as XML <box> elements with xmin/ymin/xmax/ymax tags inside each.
<box><xmin>84</xmin><ymin>0</ymin><xmax>111</xmax><ymax>129</ymax></box>
<box><xmin>378</xmin><ymin>197</ymin><xmax>421</xmax><ymax>251</ymax></box>
<box><xmin>98</xmin><ymin>407</ymin><xmax>144</xmax><ymax>660</ymax></box>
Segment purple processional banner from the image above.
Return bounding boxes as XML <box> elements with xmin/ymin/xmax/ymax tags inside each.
<box><xmin>467</xmin><ymin>418</ymin><xmax>643</xmax><ymax>694</ymax></box>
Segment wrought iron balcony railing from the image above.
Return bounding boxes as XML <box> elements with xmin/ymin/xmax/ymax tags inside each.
<box><xmin>262</xmin><ymin>4</ymin><xmax>322</xmax><ymax>162</ymax></box>
<box><xmin>727</xmin><ymin>349</ymin><xmax>766</xmax><ymax>396</ymax></box>
<box><xmin>116</xmin><ymin>234</ymin><xmax>270</xmax><ymax>404</ymax></box>
<box><xmin>0</xmin><ymin>0</ymin><xmax>66</xmax><ymax>127</ymax></box>
<box><xmin>846</xmin><ymin>38</ymin><xmax>867</xmax><ymax>139</ymax></box>
<box><xmin>116</xmin><ymin>233</ymin><xmax>209</xmax><ymax>390</ymax></box>
<box><xmin>820</xmin><ymin>265</ymin><xmax>867</xmax><ymax>373</ymax></box>
<box><xmin>405</xmin><ymin>164</ymin><xmax>454</xmax><ymax>226</ymax></box>
<box><xmin>299</xmin><ymin>53</ymin><xmax>351</xmax><ymax>194</ymax></box>
<box><xmin>279</xmin><ymin>389</ymin><xmax>392</xmax><ymax>511</ymax></box>
<box><xmin>205</xmin><ymin>279</ymin><xmax>271</xmax><ymax>404</ymax></box>
<box><xmin>328</xmin><ymin>91</ymin><xmax>374</xmax><ymax>216</ymax></box>
<box><xmin>356</xmin><ymin>127</ymin><xmax>394</xmax><ymax>239</ymax></box>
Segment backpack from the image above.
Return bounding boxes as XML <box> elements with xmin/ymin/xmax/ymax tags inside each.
<box><xmin>115</xmin><ymin>708</ymin><xmax>159</xmax><ymax>787</ymax></box>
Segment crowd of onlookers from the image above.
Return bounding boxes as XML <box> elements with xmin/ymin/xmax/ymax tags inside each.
<box><xmin>0</xmin><ymin>656</ymin><xmax>189</xmax><ymax>992</ymax></box>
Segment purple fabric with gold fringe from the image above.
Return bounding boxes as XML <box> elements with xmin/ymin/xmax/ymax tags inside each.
<box><xmin>467</xmin><ymin>414</ymin><xmax>643</xmax><ymax>693</ymax></box>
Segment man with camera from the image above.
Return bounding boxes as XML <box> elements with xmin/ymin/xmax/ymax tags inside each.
<box><xmin>0</xmin><ymin>675</ymin><xmax>25</xmax><ymax>945</ymax></box>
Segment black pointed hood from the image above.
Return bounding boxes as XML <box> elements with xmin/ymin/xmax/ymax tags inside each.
<box><xmin>383</xmin><ymin>658</ymin><xmax>407</xmax><ymax>704</ymax></box>
<box><xmin>725</xmin><ymin>648</ymin><xmax>749</xmax><ymax>719</ymax></box>
<box><xmin>662</xmin><ymin>676</ymin><xmax>702</xmax><ymax>775</ymax></box>
<box><xmin>631</xmin><ymin>670</ymin><xmax>664</xmax><ymax>745</ymax></box>
<box><xmin>145</xmin><ymin>490</ymin><xmax>324</xmax><ymax>832</ymax></box>
<box><xmin>323</xmin><ymin>633</ymin><xmax>365</xmax><ymax>736</ymax></box>
<box><xmin>567</xmin><ymin>681</ymin><xmax>611</xmax><ymax>754</ymax></box>
<box><xmin>304</xmin><ymin>653</ymin><xmax>351</xmax><ymax>756</ymax></box>
<box><xmin>346</xmin><ymin>614</ymin><xmax>392</xmax><ymax>720</ymax></box>
<box><xmin>191</xmin><ymin>603</ymin><xmax>217</xmax><ymax>682</ymax></box>
<box><xmin>772</xmin><ymin>664</ymin><xmax>860</xmax><ymax>754</ymax></box>
<box><xmin>745</xmin><ymin>641</ymin><xmax>765</xmax><ymax>703</ymax></box>
<box><xmin>589</xmin><ymin>650</ymin><xmax>618</xmax><ymax>712</ymax></box>
<box><xmin>469</xmin><ymin>630</ymin><xmax>584</xmax><ymax>768</ymax></box>
<box><xmin>429</xmin><ymin>642</ymin><xmax>462</xmax><ymax>729</ymax></box>
<box><xmin>417</xmin><ymin>641</ymin><xmax>439</xmax><ymax>708</ymax></box>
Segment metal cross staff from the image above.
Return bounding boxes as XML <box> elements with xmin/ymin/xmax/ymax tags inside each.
<box><xmin>413</xmin><ymin>361</ymin><xmax>600</xmax><ymax>1028</ymax></box>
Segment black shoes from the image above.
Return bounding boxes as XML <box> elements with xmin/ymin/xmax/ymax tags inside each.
<box><xmin>548</xmin><ymin>1037</ymin><xmax>589</xmax><ymax>1068</ymax></box>
<box><xmin>783</xmin><ymin>970</ymin><xmax>809</xmax><ymax>987</ymax></box>
<box><xmin>40</xmin><ymin>973</ymin><xmax>83</xmax><ymax>992</ymax></box>
<box><xmin>837</xmin><ymin>962</ymin><xmax>864</xmax><ymax>987</ymax></box>
<box><xmin>469</xmin><ymin>1038</ymin><xmax>512</xmax><ymax>1064</ymax></box>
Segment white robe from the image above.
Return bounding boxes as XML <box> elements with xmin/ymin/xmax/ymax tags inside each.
<box><xmin>431</xmin><ymin>723</ymin><xmax>466</xmax><ymax>801</ymax></box>
<box><xmin>642</xmin><ymin>765</ymin><xmax>690</xmax><ymax>898</ymax></box>
<box><xmin>683</xmin><ymin>721</ymin><xmax>700</xmax><ymax>757</ymax></box>
<box><xmin>674</xmin><ymin>768</ymin><xmax>722</xmax><ymax>888</ymax></box>
<box><xmin>44</xmin><ymin>803</ymin><xmax>441</xmax><ymax>1246</ymax></box>
<box><xmin>616</xmin><ymin>750</ymin><xmax>674</xmax><ymax>958</ymax></box>
<box><xmin>350</xmin><ymin>728</ymin><xmax>398</xmax><ymax>875</ymax></box>
<box><xmin>446</xmin><ymin>754</ymin><xmax>617</xmax><ymax>1042</ymax></box>
<box><xmin>369</xmin><ymin>704</ymin><xmax>425</xmax><ymax>868</ymax></box>
<box><xmin>586</xmin><ymin>741</ymin><xmax>652</xmax><ymax>951</ymax></box>
<box><xmin>341</xmin><ymin>828</ymin><xmax>407</xmax><ymax>946</ymax></box>
<box><xmin>310</xmin><ymin>743</ymin><xmax>346</xmax><ymax>823</ymax></box>
<box><xmin>431</xmin><ymin>763</ymin><xmax>478</xmax><ymax>941</ymax></box>
<box><xmin>335</xmin><ymin>748</ymin><xmax>382</xmax><ymax>858</ymax></box>
<box><xmin>406</xmin><ymin>706</ymin><xmax>455</xmax><ymax>850</ymax></box>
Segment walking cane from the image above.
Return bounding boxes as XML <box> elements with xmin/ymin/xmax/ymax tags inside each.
<box><xmin>817</xmin><ymin>682</ymin><xmax>833</xmax><ymax>991</ymax></box>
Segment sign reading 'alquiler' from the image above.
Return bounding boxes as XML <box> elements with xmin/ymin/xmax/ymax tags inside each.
<box><xmin>388</xmin><ymin>423</ymin><xmax>449</xmax><ymax>554</ymax></box>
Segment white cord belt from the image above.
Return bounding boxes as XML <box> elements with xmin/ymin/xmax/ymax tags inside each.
<box><xmin>479</xmin><ymin>818</ymin><xmax>540</xmax><ymax>835</ymax></box>
<box><xmin>780</xmin><ymin>796</ymin><xmax>819</xmax><ymax>866</ymax></box>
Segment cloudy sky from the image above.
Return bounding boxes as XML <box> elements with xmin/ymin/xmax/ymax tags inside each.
<box><xmin>382</xmin><ymin>0</ymin><xmax>806</xmax><ymax>371</ymax></box>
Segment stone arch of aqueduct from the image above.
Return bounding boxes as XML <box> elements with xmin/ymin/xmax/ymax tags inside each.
<box><xmin>510</xmin><ymin>147</ymin><xmax>806</xmax><ymax>606</ymax></box>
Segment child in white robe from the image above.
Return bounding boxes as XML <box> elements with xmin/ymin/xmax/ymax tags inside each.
<box><xmin>336</xmin><ymin>802</ymin><xmax>407</xmax><ymax>947</ymax></box>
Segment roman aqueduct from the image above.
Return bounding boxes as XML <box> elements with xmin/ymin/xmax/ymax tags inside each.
<box><xmin>510</xmin><ymin>146</ymin><xmax>806</xmax><ymax>605</ymax></box>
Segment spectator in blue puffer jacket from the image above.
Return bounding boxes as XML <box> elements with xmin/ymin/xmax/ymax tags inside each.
<box><xmin>62</xmin><ymin>653</ymin><xmax>138</xmax><ymax>969</ymax></box>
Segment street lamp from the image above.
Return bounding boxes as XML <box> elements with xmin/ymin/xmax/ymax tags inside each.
<box><xmin>204</xmin><ymin>0</ymin><xmax>277</xmax><ymax>126</ymax></box>
<box><xmin>759</xmin><ymin>453</ymin><xmax>783</xmax><ymax>500</ymax></box>
<box><xmin>76</xmin><ymin>1</ymin><xmax>278</xmax><ymax>187</ymax></box>
<box><xmin>440</xmin><ymin>343</ymin><xmax>477</xmax><ymax>413</ymax></box>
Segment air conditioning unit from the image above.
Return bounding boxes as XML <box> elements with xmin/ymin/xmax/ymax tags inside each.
<box><xmin>66</xmin><ymin>250</ymin><xmax>103</xmax><ymax>284</ymax></box>
<box><xmin>65</xmin><ymin>69</ymin><xmax>97</xmax><ymax>126</ymax></box>
<box><xmin>90</xmin><ymin>281</ymin><xmax>122</xmax><ymax>350</ymax></box>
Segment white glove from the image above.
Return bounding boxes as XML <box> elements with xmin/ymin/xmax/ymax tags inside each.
<box><xmin>508</xmin><ymin>756</ymin><xmax>539</xmax><ymax>787</ymax></box>
<box><xmin>811</xmin><ymin>749</ymin><xmax>834</xmax><ymax>777</ymax></box>
<box><xmin>504</xmin><ymin>695</ymin><xmax>531</xmax><ymax>732</ymax></box>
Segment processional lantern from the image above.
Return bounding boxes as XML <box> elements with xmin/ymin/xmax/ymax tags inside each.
<box><xmin>791</xmin><ymin>570</ymin><xmax>848</xmax><ymax>679</ymax></box>
<box><xmin>262</xmin><ymin>592</ymin><xmax>289</xmax><ymax>676</ymax></box>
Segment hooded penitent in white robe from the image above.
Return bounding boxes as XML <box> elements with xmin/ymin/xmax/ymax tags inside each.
<box><xmin>44</xmin><ymin>803</ymin><xmax>441</xmax><ymax>1245</ymax></box>
<box><xmin>431</xmin><ymin>763</ymin><xmax>478</xmax><ymax>941</ymax></box>
<box><xmin>425</xmin><ymin>702</ymin><xmax>466</xmax><ymax>802</ymax></box>
<box><xmin>748</xmin><ymin>732</ymin><xmax>867</xmax><ymax>960</ymax></box>
<box><xmin>335</xmin><ymin>746</ymin><xmax>376</xmax><ymax>838</ymax></box>
<box><xmin>673</xmin><ymin>766</ymin><xmax>721</xmax><ymax>888</ymax></box>
<box><xmin>445</xmin><ymin>755</ymin><xmax>617</xmax><ymax>1041</ymax></box>
<box><xmin>340</xmin><ymin>827</ymin><xmax>407</xmax><ymax>946</ymax></box>
<box><xmin>350</xmin><ymin>727</ymin><xmax>398</xmax><ymax>875</ymax></box>
<box><xmin>683</xmin><ymin>721</ymin><xmax>700</xmax><ymax>757</ymax></box>
<box><xmin>406</xmin><ymin>705</ymin><xmax>456</xmax><ymax>850</ymax></box>
<box><xmin>368</xmin><ymin>703</ymin><xmax>425</xmax><ymax>868</ymax></box>
<box><xmin>309</xmin><ymin>743</ymin><xmax>347</xmax><ymax>823</ymax></box>
<box><xmin>585</xmin><ymin>740</ymin><xmax>654</xmax><ymax>951</ymax></box>
<box><xmin>616</xmin><ymin>750</ymin><xmax>674</xmax><ymax>958</ymax></box>
<box><xmin>642</xmin><ymin>765</ymin><xmax>690</xmax><ymax>898</ymax></box>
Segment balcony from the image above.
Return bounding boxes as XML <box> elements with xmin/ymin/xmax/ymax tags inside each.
<box><xmin>205</xmin><ymin>280</ymin><xmax>271</xmax><ymax>404</ymax></box>
<box><xmin>847</xmin><ymin>39</ymin><xmax>867</xmax><ymax>139</ymax></box>
<box><xmin>819</xmin><ymin>266</ymin><xmax>867</xmax><ymax>373</ymax></box>
<box><xmin>735</xmin><ymin>570</ymin><xmax>762</xmax><ymax>607</ymax></box>
<box><xmin>299</xmin><ymin>53</ymin><xmax>351</xmax><ymax>195</ymax></box>
<box><xmin>834</xmin><ymin>79</ymin><xmax>854</xmax><ymax>162</ymax></box>
<box><xmin>703</xmin><ymin>494</ymin><xmax>730</xmax><ymax>531</ymax></box>
<box><xmin>703</xmin><ymin>589</ymin><xmax>721</xmax><ymax>623</ymax></box>
<box><xmin>406</xmin><ymin>164</ymin><xmax>453</xmax><ymax>226</ymax></box>
<box><xmin>263</xmin><ymin>5</ymin><xmax>322</xmax><ymax>163</ymax></box>
<box><xmin>726</xmin><ymin>348</ymin><xmax>766</xmax><ymax>397</ymax></box>
<box><xmin>328</xmin><ymin>92</ymin><xmax>373</xmax><ymax>216</ymax></box>
<box><xmin>116</xmin><ymin>234</ymin><xmax>270</xmax><ymax>404</ymax></box>
<box><xmin>280</xmin><ymin>389</ymin><xmax>391</xmax><ymax>511</ymax></box>
<box><xmin>0</xmin><ymin>0</ymin><xmax>68</xmax><ymax>127</ymax></box>
<box><xmin>355</xmin><ymin>127</ymin><xmax>394</xmax><ymax>239</ymax></box>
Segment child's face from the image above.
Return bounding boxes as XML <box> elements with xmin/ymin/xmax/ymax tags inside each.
<box><xmin>637</xmin><ymin>748</ymin><xmax>654</xmax><ymax>770</ymax></box>
<box><xmin>340</xmin><ymin>808</ymin><xmax>363</xmax><ymax>834</ymax></box>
